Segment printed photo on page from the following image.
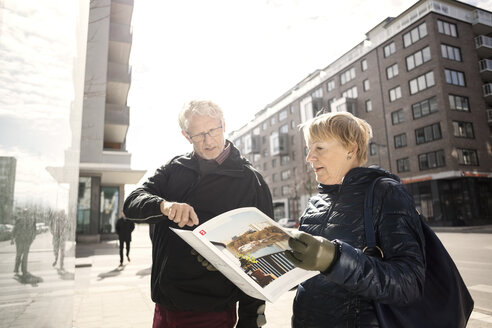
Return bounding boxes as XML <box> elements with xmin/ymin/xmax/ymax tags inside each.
<box><xmin>198</xmin><ymin>209</ymin><xmax>294</xmax><ymax>289</ymax></box>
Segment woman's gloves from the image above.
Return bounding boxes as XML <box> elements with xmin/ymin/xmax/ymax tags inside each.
<box><xmin>286</xmin><ymin>231</ymin><xmax>338</xmax><ymax>272</ymax></box>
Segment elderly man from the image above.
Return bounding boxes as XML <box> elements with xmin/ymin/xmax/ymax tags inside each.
<box><xmin>124</xmin><ymin>100</ymin><xmax>273</xmax><ymax>328</ymax></box>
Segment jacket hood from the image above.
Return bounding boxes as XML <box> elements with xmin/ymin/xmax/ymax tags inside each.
<box><xmin>318</xmin><ymin>165</ymin><xmax>399</xmax><ymax>193</ymax></box>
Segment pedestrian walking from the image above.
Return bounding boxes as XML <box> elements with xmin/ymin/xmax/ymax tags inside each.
<box><xmin>116</xmin><ymin>214</ymin><xmax>135</xmax><ymax>266</ymax></box>
<box><xmin>11</xmin><ymin>208</ymin><xmax>36</xmax><ymax>277</ymax></box>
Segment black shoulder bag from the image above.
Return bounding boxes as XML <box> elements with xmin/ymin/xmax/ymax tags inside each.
<box><xmin>363</xmin><ymin>176</ymin><xmax>474</xmax><ymax>328</ymax></box>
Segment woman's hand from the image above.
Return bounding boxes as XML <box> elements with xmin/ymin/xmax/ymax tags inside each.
<box><xmin>286</xmin><ymin>231</ymin><xmax>336</xmax><ymax>272</ymax></box>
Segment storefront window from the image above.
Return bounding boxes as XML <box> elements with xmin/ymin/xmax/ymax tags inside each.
<box><xmin>77</xmin><ymin>177</ymin><xmax>91</xmax><ymax>234</ymax></box>
<box><xmin>100</xmin><ymin>187</ymin><xmax>119</xmax><ymax>233</ymax></box>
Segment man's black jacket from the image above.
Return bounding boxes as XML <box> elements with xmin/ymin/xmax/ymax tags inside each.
<box><xmin>123</xmin><ymin>143</ymin><xmax>273</xmax><ymax>327</ymax></box>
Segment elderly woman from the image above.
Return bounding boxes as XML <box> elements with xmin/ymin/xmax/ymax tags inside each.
<box><xmin>286</xmin><ymin>112</ymin><xmax>425</xmax><ymax>327</ymax></box>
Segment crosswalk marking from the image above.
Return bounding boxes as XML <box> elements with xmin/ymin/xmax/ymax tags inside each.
<box><xmin>470</xmin><ymin>311</ymin><xmax>492</xmax><ymax>324</ymax></box>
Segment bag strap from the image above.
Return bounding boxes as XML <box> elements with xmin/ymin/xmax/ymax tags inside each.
<box><xmin>363</xmin><ymin>176</ymin><xmax>393</xmax><ymax>258</ymax></box>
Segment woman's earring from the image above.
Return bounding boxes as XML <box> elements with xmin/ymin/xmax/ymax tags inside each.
<box><xmin>347</xmin><ymin>153</ymin><xmax>352</xmax><ymax>160</ymax></box>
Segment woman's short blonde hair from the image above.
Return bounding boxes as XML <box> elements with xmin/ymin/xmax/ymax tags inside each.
<box><xmin>178</xmin><ymin>100</ymin><xmax>225</xmax><ymax>132</ymax></box>
<box><xmin>300</xmin><ymin>111</ymin><xmax>373</xmax><ymax>165</ymax></box>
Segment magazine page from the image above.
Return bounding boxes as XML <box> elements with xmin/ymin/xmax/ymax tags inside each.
<box><xmin>171</xmin><ymin>207</ymin><xmax>318</xmax><ymax>302</ymax></box>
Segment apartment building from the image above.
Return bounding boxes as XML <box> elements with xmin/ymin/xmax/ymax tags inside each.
<box><xmin>78</xmin><ymin>0</ymin><xmax>145</xmax><ymax>242</ymax></box>
<box><xmin>229</xmin><ymin>0</ymin><xmax>492</xmax><ymax>226</ymax></box>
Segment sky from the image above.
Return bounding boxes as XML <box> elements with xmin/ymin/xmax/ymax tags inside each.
<box><xmin>0</xmin><ymin>0</ymin><xmax>491</xmax><ymax>207</ymax></box>
<box><xmin>126</xmin><ymin>0</ymin><xmax>492</xmax><ymax>184</ymax></box>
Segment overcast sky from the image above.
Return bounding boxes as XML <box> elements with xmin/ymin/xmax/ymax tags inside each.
<box><xmin>126</xmin><ymin>0</ymin><xmax>492</xmax><ymax>183</ymax></box>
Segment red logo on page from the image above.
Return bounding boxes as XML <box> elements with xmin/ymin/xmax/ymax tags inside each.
<box><xmin>199</xmin><ymin>230</ymin><xmax>206</xmax><ymax>236</ymax></box>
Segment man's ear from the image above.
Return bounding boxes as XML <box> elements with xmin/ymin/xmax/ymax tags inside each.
<box><xmin>182</xmin><ymin>131</ymin><xmax>192</xmax><ymax>144</ymax></box>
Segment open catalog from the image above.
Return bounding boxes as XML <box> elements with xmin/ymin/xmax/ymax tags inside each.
<box><xmin>170</xmin><ymin>207</ymin><xmax>318</xmax><ymax>303</ymax></box>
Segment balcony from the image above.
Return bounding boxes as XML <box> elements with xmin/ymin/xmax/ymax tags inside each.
<box><xmin>330</xmin><ymin>97</ymin><xmax>357</xmax><ymax>115</ymax></box>
<box><xmin>472</xmin><ymin>9</ymin><xmax>492</xmax><ymax>36</ymax></box>
<box><xmin>109</xmin><ymin>23</ymin><xmax>132</xmax><ymax>64</ymax></box>
<box><xmin>106</xmin><ymin>62</ymin><xmax>131</xmax><ymax>105</ymax></box>
<box><xmin>244</xmin><ymin>135</ymin><xmax>261</xmax><ymax>154</ymax></box>
<box><xmin>104</xmin><ymin>103</ymin><xmax>129</xmax><ymax>144</ymax></box>
<box><xmin>475</xmin><ymin>35</ymin><xmax>492</xmax><ymax>58</ymax></box>
<box><xmin>479</xmin><ymin>59</ymin><xmax>492</xmax><ymax>81</ymax></box>
<box><xmin>270</xmin><ymin>133</ymin><xmax>289</xmax><ymax>156</ymax></box>
<box><xmin>483</xmin><ymin>83</ymin><xmax>492</xmax><ymax>103</ymax></box>
<box><xmin>110</xmin><ymin>0</ymin><xmax>133</xmax><ymax>25</ymax></box>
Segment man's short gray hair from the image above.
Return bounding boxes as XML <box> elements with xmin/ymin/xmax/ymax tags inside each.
<box><xmin>178</xmin><ymin>100</ymin><xmax>225</xmax><ymax>132</ymax></box>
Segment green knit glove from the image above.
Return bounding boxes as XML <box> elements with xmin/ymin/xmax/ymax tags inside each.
<box><xmin>285</xmin><ymin>231</ymin><xmax>336</xmax><ymax>272</ymax></box>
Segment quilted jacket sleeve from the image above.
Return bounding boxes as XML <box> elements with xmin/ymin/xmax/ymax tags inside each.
<box><xmin>326</xmin><ymin>183</ymin><xmax>426</xmax><ymax>306</ymax></box>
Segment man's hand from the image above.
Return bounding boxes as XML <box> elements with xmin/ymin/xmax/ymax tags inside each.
<box><xmin>160</xmin><ymin>201</ymin><xmax>199</xmax><ymax>227</ymax></box>
<box><xmin>285</xmin><ymin>230</ymin><xmax>336</xmax><ymax>272</ymax></box>
<box><xmin>190</xmin><ymin>249</ymin><xmax>217</xmax><ymax>271</ymax></box>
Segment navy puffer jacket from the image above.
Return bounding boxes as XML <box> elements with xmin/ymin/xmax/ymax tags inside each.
<box><xmin>292</xmin><ymin>167</ymin><xmax>425</xmax><ymax>328</ymax></box>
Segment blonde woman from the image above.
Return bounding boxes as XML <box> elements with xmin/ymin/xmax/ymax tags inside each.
<box><xmin>286</xmin><ymin>112</ymin><xmax>425</xmax><ymax>327</ymax></box>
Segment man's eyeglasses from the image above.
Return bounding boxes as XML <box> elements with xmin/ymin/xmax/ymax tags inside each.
<box><xmin>187</xmin><ymin>126</ymin><xmax>223</xmax><ymax>143</ymax></box>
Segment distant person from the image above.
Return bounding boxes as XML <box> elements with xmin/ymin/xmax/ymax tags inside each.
<box><xmin>50</xmin><ymin>210</ymin><xmax>68</xmax><ymax>270</ymax></box>
<box><xmin>116</xmin><ymin>214</ymin><xmax>135</xmax><ymax>266</ymax></box>
<box><xmin>11</xmin><ymin>208</ymin><xmax>36</xmax><ymax>277</ymax></box>
<box><xmin>285</xmin><ymin>112</ymin><xmax>426</xmax><ymax>327</ymax></box>
<box><xmin>124</xmin><ymin>100</ymin><xmax>273</xmax><ymax>328</ymax></box>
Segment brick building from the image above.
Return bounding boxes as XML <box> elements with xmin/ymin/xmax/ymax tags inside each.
<box><xmin>229</xmin><ymin>0</ymin><xmax>492</xmax><ymax>226</ymax></box>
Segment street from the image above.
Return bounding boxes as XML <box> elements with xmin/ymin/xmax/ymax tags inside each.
<box><xmin>0</xmin><ymin>225</ymin><xmax>491</xmax><ymax>327</ymax></box>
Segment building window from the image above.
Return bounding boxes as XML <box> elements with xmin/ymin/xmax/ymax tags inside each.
<box><xmin>457</xmin><ymin>149</ymin><xmax>478</xmax><ymax>166</ymax></box>
<box><xmin>263</xmin><ymin>162</ymin><xmax>267</xmax><ymax>171</ymax></box>
<box><xmin>409</xmin><ymin>71</ymin><xmax>435</xmax><ymax>95</ymax></box>
<box><xmin>281</xmin><ymin>185</ymin><xmax>290</xmax><ymax>196</ymax></box>
<box><xmin>272</xmin><ymin>173</ymin><xmax>277</xmax><ymax>182</ymax></box>
<box><xmin>386</xmin><ymin>63</ymin><xmax>399</xmax><ymax>79</ymax></box>
<box><xmin>342</xmin><ymin>86</ymin><xmax>358</xmax><ymax>98</ymax></box>
<box><xmin>392</xmin><ymin>109</ymin><xmax>405</xmax><ymax>125</ymax></box>
<box><xmin>363</xmin><ymin>79</ymin><xmax>370</xmax><ymax>91</ymax></box>
<box><xmin>271</xmin><ymin>158</ymin><xmax>277</xmax><ymax>168</ymax></box>
<box><xmin>326</xmin><ymin>79</ymin><xmax>335</xmax><ymax>91</ymax></box>
<box><xmin>281</xmin><ymin>169</ymin><xmax>291</xmax><ymax>180</ymax></box>
<box><xmin>340</xmin><ymin>67</ymin><xmax>356</xmax><ymax>85</ymax></box>
<box><xmin>394</xmin><ymin>133</ymin><xmax>407</xmax><ymax>148</ymax></box>
<box><xmin>384</xmin><ymin>42</ymin><xmax>396</xmax><ymax>57</ymax></box>
<box><xmin>403</xmin><ymin>22</ymin><xmax>428</xmax><ymax>48</ymax></box>
<box><xmin>369</xmin><ymin>143</ymin><xmax>377</xmax><ymax>156</ymax></box>
<box><xmin>270</xmin><ymin>116</ymin><xmax>276</xmax><ymax>126</ymax></box>
<box><xmin>441</xmin><ymin>44</ymin><xmax>461</xmax><ymax>61</ymax></box>
<box><xmin>279</xmin><ymin>124</ymin><xmax>288</xmax><ymax>133</ymax></box>
<box><xmin>396</xmin><ymin>158</ymin><xmax>410</xmax><ymax>172</ymax></box>
<box><xmin>272</xmin><ymin>187</ymin><xmax>278</xmax><ymax>197</ymax></box>
<box><xmin>445</xmin><ymin>69</ymin><xmax>465</xmax><ymax>86</ymax></box>
<box><xmin>418</xmin><ymin>150</ymin><xmax>445</xmax><ymax>170</ymax></box>
<box><xmin>262</xmin><ymin>122</ymin><xmax>268</xmax><ymax>130</ymax></box>
<box><xmin>389</xmin><ymin>86</ymin><xmax>402</xmax><ymax>102</ymax></box>
<box><xmin>415</xmin><ymin>123</ymin><xmax>442</xmax><ymax>145</ymax></box>
<box><xmin>280</xmin><ymin>155</ymin><xmax>290</xmax><ymax>165</ymax></box>
<box><xmin>361</xmin><ymin>59</ymin><xmax>368</xmax><ymax>71</ymax></box>
<box><xmin>365</xmin><ymin>100</ymin><xmax>372</xmax><ymax>112</ymax></box>
<box><xmin>279</xmin><ymin>109</ymin><xmax>288</xmax><ymax>121</ymax></box>
<box><xmin>406</xmin><ymin>46</ymin><xmax>431</xmax><ymax>71</ymax></box>
<box><xmin>452</xmin><ymin>121</ymin><xmax>474</xmax><ymax>138</ymax></box>
<box><xmin>412</xmin><ymin>96</ymin><xmax>438</xmax><ymax>119</ymax></box>
<box><xmin>449</xmin><ymin>95</ymin><xmax>470</xmax><ymax>112</ymax></box>
<box><xmin>437</xmin><ymin>20</ymin><xmax>458</xmax><ymax>37</ymax></box>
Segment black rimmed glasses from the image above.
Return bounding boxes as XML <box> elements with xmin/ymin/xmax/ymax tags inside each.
<box><xmin>188</xmin><ymin>125</ymin><xmax>223</xmax><ymax>143</ymax></box>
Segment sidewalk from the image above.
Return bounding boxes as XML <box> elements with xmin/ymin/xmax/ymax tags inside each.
<box><xmin>73</xmin><ymin>224</ymin><xmax>294</xmax><ymax>328</ymax></box>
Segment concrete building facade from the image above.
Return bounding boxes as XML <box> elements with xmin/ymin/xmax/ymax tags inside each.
<box><xmin>230</xmin><ymin>0</ymin><xmax>492</xmax><ymax>226</ymax></box>
<box><xmin>78</xmin><ymin>0</ymin><xmax>145</xmax><ymax>242</ymax></box>
<box><xmin>0</xmin><ymin>156</ymin><xmax>16</xmax><ymax>225</ymax></box>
